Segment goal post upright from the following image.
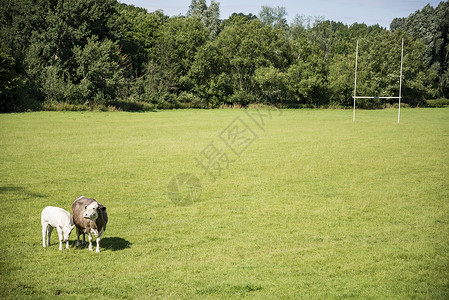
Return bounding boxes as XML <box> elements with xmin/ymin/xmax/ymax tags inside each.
<box><xmin>353</xmin><ymin>40</ymin><xmax>358</xmax><ymax>123</ymax></box>
<box><xmin>398</xmin><ymin>38</ymin><xmax>404</xmax><ymax>124</ymax></box>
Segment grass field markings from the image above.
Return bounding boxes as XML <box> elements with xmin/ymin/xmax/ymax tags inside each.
<box><xmin>167</xmin><ymin>108</ymin><xmax>283</xmax><ymax>206</ymax></box>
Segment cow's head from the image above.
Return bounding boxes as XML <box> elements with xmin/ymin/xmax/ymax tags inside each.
<box><xmin>83</xmin><ymin>201</ymin><xmax>106</xmax><ymax>220</ymax></box>
<box><xmin>59</xmin><ymin>224</ymin><xmax>75</xmax><ymax>242</ymax></box>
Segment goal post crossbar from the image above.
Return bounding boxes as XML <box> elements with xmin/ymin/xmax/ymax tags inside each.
<box><xmin>353</xmin><ymin>96</ymin><xmax>402</xmax><ymax>99</ymax></box>
<box><xmin>353</xmin><ymin>39</ymin><xmax>404</xmax><ymax>123</ymax></box>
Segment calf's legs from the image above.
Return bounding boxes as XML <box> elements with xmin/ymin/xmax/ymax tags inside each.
<box><xmin>88</xmin><ymin>234</ymin><xmax>93</xmax><ymax>251</ymax></box>
<box><xmin>42</xmin><ymin>223</ymin><xmax>48</xmax><ymax>247</ymax></box>
<box><xmin>75</xmin><ymin>228</ymin><xmax>104</xmax><ymax>253</ymax></box>
<box><xmin>42</xmin><ymin>224</ymin><xmax>53</xmax><ymax>247</ymax></box>
<box><xmin>95</xmin><ymin>229</ymin><xmax>105</xmax><ymax>253</ymax></box>
<box><xmin>46</xmin><ymin>225</ymin><xmax>53</xmax><ymax>247</ymax></box>
<box><xmin>86</xmin><ymin>229</ymin><xmax>104</xmax><ymax>252</ymax></box>
<box><xmin>56</xmin><ymin>226</ymin><xmax>70</xmax><ymax>251</ymax></box>
<box><xmin>56</xmin><ymin>227</ymin><xmax>63</xmax><ymax>250</ymax></box>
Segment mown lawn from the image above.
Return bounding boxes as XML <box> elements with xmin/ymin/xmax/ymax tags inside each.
<box><xmin>0</xmin><ymin>108</ymin><xmax>448</xmax><ymax>299</ymax></box>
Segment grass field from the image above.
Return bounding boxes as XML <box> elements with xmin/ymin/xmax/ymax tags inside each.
<box><xmin>1</xmin><ymin>108</ymin><xmax>448</xmax><ymax>299</ymax></box>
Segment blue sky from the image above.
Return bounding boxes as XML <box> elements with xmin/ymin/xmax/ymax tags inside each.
<box><xmin>120</xmin><ymin>0</ymin><xmax>442</xmax><ymax>29</ymax></box>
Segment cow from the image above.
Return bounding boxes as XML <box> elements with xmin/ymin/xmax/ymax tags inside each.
<box><xmin>41</xmin><ymin>206</ymin><xmax>75</xmax><ymax>251</ymax></box>
<box><xmin>72</xmin><ymin>196</ymin><xmax>108</xmax><ymax>253</ymax></box>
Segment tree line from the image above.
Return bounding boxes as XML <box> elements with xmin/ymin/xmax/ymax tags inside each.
<box><xmin>1</xmin><ymin>0</ymin><xmax>447</xmax><ymax>112</ymax></box>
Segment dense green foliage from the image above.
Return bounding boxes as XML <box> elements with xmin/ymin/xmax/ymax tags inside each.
<box><xmin>392</xmin><ymin>2</ymin><xmax>449</xmax><ymax>98</ymax></box>
<box><xmin>1</xmin><ymin>109</ymin><xmax>448</xmax><ymax>298</ymax></box>
<box><xmin>0</xmin><ymin>0</ymin><xmax>447</xmax><ymax>111</ymax></box>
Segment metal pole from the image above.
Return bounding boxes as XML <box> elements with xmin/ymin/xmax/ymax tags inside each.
<box><xmin>353</xmin><ymin>40</ymin><xmax>358</xmax><ymax>122</ymax></box>
<box><xmin>353</xmin><ymin>96</ymin><xmax>402</xmax><ymax>99</ymax></box>
<box><xmin>398</xmin><ymin>38</ymin><xmax>404</xmax><ymax>124</ymax></box>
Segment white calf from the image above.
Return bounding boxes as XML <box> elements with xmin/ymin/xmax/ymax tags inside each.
<box><xmin>41</xmin><ymin>206</ymin><xmax>75</xmax><ymax>250</ymax></box>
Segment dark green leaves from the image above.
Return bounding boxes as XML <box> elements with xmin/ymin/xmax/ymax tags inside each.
<box><xmin>0</xmin><ymin>0</ymin><xmax>444</xmax><ymax>111</ymax></box>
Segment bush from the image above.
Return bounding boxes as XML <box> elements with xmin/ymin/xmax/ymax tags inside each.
<box><xmin>176</xmin><ymin>92</ymin><xmax>204</xmax><ymax>108</ymax></box>
<box><xmin>42</xmin><ymin>101</ymin><xmax>90</xmax><ymax>111</ymax></box>
<box><xmin>425</xmin><ymin>98</ymin><xmax>449</xmax><ymax>107</ymax></box>
<box><xmin>227</xmin><ymin>90</ymin><xmax>255</xmax><ymax>107</ymax></box>
<box><xmin>106</xmin><ymin>100</ymin><xmax>156</xmax><ymax>111</ymax></box>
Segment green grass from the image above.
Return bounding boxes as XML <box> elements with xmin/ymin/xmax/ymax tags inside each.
<box><xmin>1</xmin><ymin>108</ymin><xmax>448</xmax><ymax>299</ymax></box>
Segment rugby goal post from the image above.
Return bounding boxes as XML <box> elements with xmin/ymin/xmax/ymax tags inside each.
<box><xmin>353</xmin><ymin>39</ymin><xmax>404</xmax><ymax>123</ymax></box>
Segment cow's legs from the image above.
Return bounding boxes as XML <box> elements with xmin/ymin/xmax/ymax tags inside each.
<box><xmin>82</xmin><ymin>233</ymin><xmax>86</xmax><ymax>245</ymax></box>
<box><xmin>88</xmin><ymin>233</ymin><xmax>93</xmax><ymax>251</ymax></box>
<box><xmin>95</xmin><ymin>229</ymin><xmax>105</xmax><ymax>253</ymax></box>
<box><xmin>76</xmin><ymin>227</ymin><xmax>81</xmax><ymax>247</ymax></box>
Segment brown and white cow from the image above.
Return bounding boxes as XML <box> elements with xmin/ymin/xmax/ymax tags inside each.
<box><xmin>72</xmin><ymin>196</ymin><xmax>108</xmax><ymax>253</ymax></box>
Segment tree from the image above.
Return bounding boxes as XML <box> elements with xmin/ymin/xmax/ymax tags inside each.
<box><xmin>253</xmin><ymin>66</ymin><xmax>289</xmax><ymax>104</ymax></box>
<box><xmin>222</xmin><ymin>12</ymin><xmax>257</xmax><ymax>28</ymax></box>
<box><xmin>289</xmin><ymin>15</ymin><xmax>323</xmax><ymax>41</ymax></box>
<box><xmin>0</xmin><ymin>41</ymin><xmax>31</xmax><ymax>112</ymax></box>
<box><xmin>189</xmin><ymin>17</ymin><xmax>292</xmax><ymax>105</ymax></box>
<box><xmin>327</xmin><ymin>53</ymin><xmax>354</xmax><ymax>106</ymax></box>
<box><xmin>287</xmin><ymin>33</ymin><xmax>328</xmax><ymax>105</ymax></box>
<box><xmin>258</xmin><ymin>6</ymin><xmax>288</xmax><ymax>30</ymax></box>
<box><xmin>0</xmin><ymin>42</ymin><xmax>17</xmax><ymax>102</ymax></box>
<box><xmin>73</xmin><ymin>37</ymin><xmax>130</xmax><ymax>104</ymax></box>
<box><xmin>119</xmin><ymin>7</ymin><xmax>167</xmax><ymax>74</ymax></box>
<box><xmin>135</xmin><ymin>16</ymin><xmax>209</xmax><ymax>106</ymax></box>
<box><xmin>390</xmin><ymin>17</ymin><xmax>405</xmax><ymax>32</ymax></box>
<box><xmin>391</xmin><ymin>2</ymin><xmax>449</xmax><ymax>97</ymax></box>
<box><xmin>187</xmin><ymin>0</ymin><xmax>220</xmax><ymax>39</ymax></box>
<box><xmin>0</xmin><ymin>0</ymin><xmax>442</xmax><ymax>111</ymax></box>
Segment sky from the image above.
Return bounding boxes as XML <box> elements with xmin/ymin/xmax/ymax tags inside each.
<box><xmin>119</xmin><ymin>0</ymin><xmax>443</xmax><ymax>29</ymax></box>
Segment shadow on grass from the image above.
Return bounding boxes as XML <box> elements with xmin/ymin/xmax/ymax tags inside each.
<box><xmin>0</xmin><ymin>186</ymin><xmax>46</xmax><ymax>200</ymax></box>
<box><xmin>100</xmin><ymin>237</ymin><xmax>132</xmax><ymax>251</ymax></box>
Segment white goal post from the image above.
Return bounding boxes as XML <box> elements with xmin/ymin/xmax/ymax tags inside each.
<box><xmin>353</xmin><ymin>39</ymin><xmax>404</xmax><ymax>123</ymax></box>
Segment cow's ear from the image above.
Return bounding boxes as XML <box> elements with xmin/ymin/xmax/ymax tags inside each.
<box><xmin>101</xmin><ymin>206</ymin><xmax>106</xmax><ymax>211</ymax></box>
